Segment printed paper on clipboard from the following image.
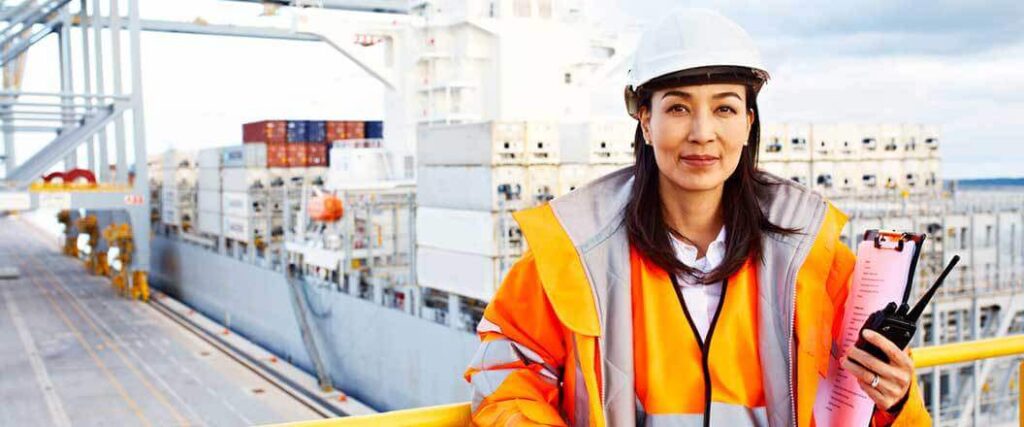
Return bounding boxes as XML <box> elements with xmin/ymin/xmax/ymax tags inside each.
<box><xmin>812</xmin><ymin>230</ymin><xmax>924</xmax><ymax>426</ymax></box>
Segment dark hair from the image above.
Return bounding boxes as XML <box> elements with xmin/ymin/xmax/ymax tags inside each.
<box><xmin>625</xmin><ymin>73</ymin><xmax>798</xmax><ymax>284</ymax></box>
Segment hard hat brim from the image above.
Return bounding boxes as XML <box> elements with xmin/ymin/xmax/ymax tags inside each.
<box><xmin>624</xmin><ymin>65</ymin><xmax>769</xmax><ymax>119</ymax></box>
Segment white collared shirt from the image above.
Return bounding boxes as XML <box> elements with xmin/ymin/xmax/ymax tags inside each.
<box><xmin>669</xmin><ymin>225</ymin><xmax>728</xmax><ymax>341</ymax></box>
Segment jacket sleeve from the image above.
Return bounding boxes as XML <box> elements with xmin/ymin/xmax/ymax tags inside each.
<box><xmin>464</xmin><ymin>251</ymin><xmax>570</xmax><ymax>426</ymax></box>
<box><xmin>831</xmin><ymin>241</ymin><xmax>932</xmax><ymax>427</ymax></box>
<box><xmin>871</xmin><ymin>371</ymin><xmax>930</xmax><ymax>426</ymax></box>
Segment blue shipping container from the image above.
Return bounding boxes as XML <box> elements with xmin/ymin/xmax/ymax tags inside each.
<box><xmin>287</xmin><ymin>120</ymin><xmax>308</xmax><ymax>142</ymax></box>
<box><xmin>365</xmin><ymin>121</ymin><xmax>384</xmax><ymax>139</ymax></box>
<box><xmin>306</xmin><ymin>120</ymin><xmax>327</xmax><ymax>143</ymax></box>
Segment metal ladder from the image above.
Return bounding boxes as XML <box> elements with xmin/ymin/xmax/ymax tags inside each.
<box><xmin>285</xmin><ymin>265</ymin><xmax>335</xmax><ymax>392</ymax></box>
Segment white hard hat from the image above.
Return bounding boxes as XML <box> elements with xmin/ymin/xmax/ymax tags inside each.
<box><xmin>624</xmin><ymin>8</ymin><xmax>769</xmax><ymax>118</ymax></box>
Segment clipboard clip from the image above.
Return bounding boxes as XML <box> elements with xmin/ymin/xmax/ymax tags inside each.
<box><xmin>864</xmin><ymin>230</ymin><xmax>925</xmax><ymax>252</ymax></box>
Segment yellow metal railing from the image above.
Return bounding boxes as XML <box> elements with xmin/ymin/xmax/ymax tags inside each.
<box><xmin>271</xmin><ymin>402</ymin><xmax>471</xmax><ymax>427</ymax></box>
<box><xmin>274</xmin><ymin>336</ymin><xmax>1024</xmax><ymax>426</ymax></box>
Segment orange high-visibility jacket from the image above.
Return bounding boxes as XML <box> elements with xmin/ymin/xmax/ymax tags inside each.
<box><xmin>464</xmin><ymin>168</ymin><xmax>931</xmax><ymax>426</ymax></box>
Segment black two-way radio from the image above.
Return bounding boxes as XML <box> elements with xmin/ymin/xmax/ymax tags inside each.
<box><xmin>854</xmin><ymin>254</ymin><xmax>961</xmax><ymax>363</ymax></box>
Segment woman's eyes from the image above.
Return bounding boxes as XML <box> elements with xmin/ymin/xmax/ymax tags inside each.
<box><xmin>665</xmin><ymin>105</ymin><xmax>738</xmax><ymax>115</ymax></box>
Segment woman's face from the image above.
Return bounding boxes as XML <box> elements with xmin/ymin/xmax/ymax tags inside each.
<box><xmin>640</xmin><ymin>83</ymin><xmax>753</xmax><ymax>193</ymax></box>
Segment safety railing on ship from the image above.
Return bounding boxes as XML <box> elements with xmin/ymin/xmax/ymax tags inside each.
<box><xmin>270</xmin><ymin>335</ymin><xmax>1024</xmax><ymax>427</ymax></box>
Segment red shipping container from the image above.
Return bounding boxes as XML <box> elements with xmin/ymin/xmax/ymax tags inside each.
<box><xmin>343</xmin><ymin>121</ymin><xmax>365</xmax><ymax>139</ymax></box>
<box><xmin>325</xmin><ymin>121</ymin><xmax>348</xmax><ymax>142</ymax></box>
<box><xmin>287</xmin><ymin>143</ymin><xmax>309</xmax><ymax>167</ymax></box>
<box><xmin>307</xmin><ymin>143</ymin><xmax>328</xmax><ymax>167</ymax></box>
<box><xmin>267</xmin><ymin>142</ymin><xmax>289</xmax><ymax>167</ymax></box>
<box><xmin>243</xmin><ymin>120</ymin><xmax>287</xmax><ymax>143</ymax></box>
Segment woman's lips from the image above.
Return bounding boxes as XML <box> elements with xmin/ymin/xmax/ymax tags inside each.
<box><xmin>680</xmin><ymin>155</ymin><xmax>719</xmax><ymax>167</ymax></box>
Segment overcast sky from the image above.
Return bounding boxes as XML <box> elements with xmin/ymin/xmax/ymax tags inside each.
<box><xmin>17</xmin><ymin>0</ymin><xmax>1024</xmax><ymax>179</ymax></box>
<box><xmin>595</xmin><ymin>0</ymin><xmax>1024</xmax><ymax>179</ymax></box>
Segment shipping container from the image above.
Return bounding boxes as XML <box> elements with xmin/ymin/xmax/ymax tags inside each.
<box><xmin>557</xmin><ymin>164</ymin><xmax>591</xmax><ymax>197</ymax></box>
<box><xmin>365</xmin><ymin>121</ymin><xmax>384</xmax><ymax>139</ymax></box>
<box><xmin>160</xmin><ymin>150</ymin><xmax>197</xmax><ymax>169</ymax></box>
<box><xmin>161</xmin><ymin>206</ymin><xmax>194</xmax><ymax>227</ymax></box>
<box><xmin>222</xmin><ymin>168</ymin><xmax>269</xmax><ymax>192</ymax></box>
<box><xmin>343</xmin><ymin>121</ymin><xmax>365</xmax><ymax>139</ymax></box>
<box><xmin>197</xmin><ymin>211</ymin><xmax>222</xmax><ymax>236</ymax></box>
<box><xmin>222</xmin><ymin>144</ymin><xmax>267</xmax><ymax>168</ymax></box>
<box><xmin>162</xmin><ymin>168</ymin><xmax>197</xmax><ymax>188</ymax></box>
<box><xmin>287</xmin><ymin>143</ymin><xmax>309</xmax><ymax>167</ymax></box>
<box><xmin>524</xmin><ymin>121</ymin><xmax>560</xmax><ymax>165</ymax></box>
<box><xmin>198</xmin><ymin>148</ymin><xmax>222</xmax><ymax>169</ymax></box>
<box><xmin>417</xmin><ymin>165</ymin><xmax>528</xmax><ymax>211</ymax></box>
<box><xmin>197</xmin><ymin>168</ymin><xmax>221</xmax><ymax>191</ymax></box>
<box><xmin>526</xmin><ymin>165</ymin><xmax>558</xmax><ymax>205</ymax></box>
<box><xmin>306</xmin><ymin>121</ymin><xmax>327</xmax><ymax>143</ymax></box>
<box><xmin>308</xmin><ymin>143</ymin><xmax>328</xmax><ymax>167</ymax></box>
<box><xmin>287</xmin><ymin>120</ymin><xmax>308</xmax><ymax>142</ymax></box>
<box><xmin>326</xmin><ymin>146</ymin><xmax>393</xmax><ymax>188</ymax></box>
<box><xmin>243</xmin><ymin>120</ymin><xmax>287</xmax><ymax>144</ymax></box>
<box><xmin>222</xmin><ymin>214</ymin><xmax>271</xmax><ymax>244</ymax></box>
<box><xmin>416</xmin><ymin>207</ymin><xmax>523</xmax><ymax>257</ymax></box>
<box><xmin>161</xmin><ymin>206</ymin><xmax>182</xmax><ymax>226</ymax></box>
<box><xmin>325</xmin><ymin>121</ymin><xmax>348</xmax><ymax>141</ymax></box>
<box><xmin>787</xmin><ymin>123</ymin><xmax>813</xmax><ymax>162</ymax></box>
<box><xmin>197</xmin><ymin>190</ymin><xmax>221</xmax><ymax>213</ymax></box>
<box><xmin>222</xmin><ymin>191</ymin><xmax>268</xmax><ymax>217</ymax></box>
<box><xmin>416</xmin><ymin>246</ymin><xmax>511</xmax><ymax>301</ymax></box>
<box><xmin>160</xmin><ymin>187</ymin><xmax>196</xmax><ymax>208</ymax></box>
<box><xmin>267</xmin><ymin>142</ymin><xmax>289</xmax><ymax>168</ymax></box>
<box><xmin>417</xmin><ymin>122</ymin><xmax>525</xmax><ymax>166</ymax></box>
<box><xmin>560</xmin><ymin>121</ymin><xmax>633</xmax><ymax>165</ymax></box>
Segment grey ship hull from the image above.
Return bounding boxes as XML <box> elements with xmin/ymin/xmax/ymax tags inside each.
<box><xmin>149</xmin><ymin>235</ymin><xmax>479</xmax><ymax>412</ymax></box>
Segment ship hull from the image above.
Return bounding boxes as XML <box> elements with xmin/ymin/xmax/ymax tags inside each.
<box><xmin>150</xmin><ymin>236</ymin><xmax>479</xmax><ymax>412</ymax></box>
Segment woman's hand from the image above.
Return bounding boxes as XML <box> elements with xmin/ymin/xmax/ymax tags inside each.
<box><xmin>840</xmin><ymin>329</ymin><xmax>914</xmax><ymax>412</ymax></box>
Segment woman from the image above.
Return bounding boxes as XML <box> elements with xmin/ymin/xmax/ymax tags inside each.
<box><xmin>465</xmin><ymin>8</ymin><xmax>929</xmax><ymax>426</ymax></box>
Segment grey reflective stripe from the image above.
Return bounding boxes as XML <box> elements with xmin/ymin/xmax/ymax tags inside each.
<box><xmin>711</xmin><ymin>402</ymin><xmax>769</xmax><ymax>427</ymax></box>
<box><xmin>468</xmin><ymin>336</ymin><xmax>562</xmax><ymax>412</ymax></box>
<box><xmin>469</xmin><ymin>337</ymin><xmax>559</xmax><ymax>379</ymax></box>
<box><xmin>542</xmin><ymin>169</ymin><xmax>823</xmax><ymax>427</ymax></box>
<box><xmin>470</xmin><ymin>369</ymin><xmax>512</xmax><ymax>411</ymax></box>
<box><xmin>642</xmin><ymin>413</ymin><xmax>703</xmax><ymax>427</ymax></box>
<box><xmin>642</xmin><ymin>404</ymin><xmax>768</xmax><ymax>427</ymax></box>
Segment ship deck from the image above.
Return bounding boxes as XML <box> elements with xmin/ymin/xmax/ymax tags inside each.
<box><xmin>0</xmin><ymin>216</ymin><xmax>322</xmax><ymax>427</ymax></box>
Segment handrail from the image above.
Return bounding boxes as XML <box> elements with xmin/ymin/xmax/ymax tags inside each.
<box><xmin>270</xmin><ymin>335</ymin><xmax>1024</xmax><ymax>426</ymax></box>
<box><xmin>912</xmin><ymin>335</ymin><xmax>1024</xmax><ymax>368</ymax></box>
<box><xmin>271</xmin><ymin>402</ymin><xmax>471</xmax><ymax>426</ymax></box>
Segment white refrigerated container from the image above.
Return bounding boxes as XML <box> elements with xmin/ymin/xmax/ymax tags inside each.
<box><xmin>416</xmin><ymin>165</ymin><xmax>528</xmax><ymax>211</ymax></box>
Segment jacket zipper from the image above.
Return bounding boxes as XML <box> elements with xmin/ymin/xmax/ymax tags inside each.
<box><xmin>788</xmin><ymin>203</ymin><xmax>827</xmax><ymax>427</ymax></box>
<box><xmin>788</xmin><ymin>275</ymin><xmax>798</xmax><ymax>427</ymax></box>
<box><xmin>671</xmin><ymin>275</ymin><xmax>729</xmax><ymax>427</ymax></box>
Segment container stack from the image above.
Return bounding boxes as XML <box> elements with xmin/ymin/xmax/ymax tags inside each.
<box><xmin>558</xmin><ymin>119</ymin><xmax>636</xmax><ymax>194</ymax></box>
<box><xmin>159</xmin><ymin>150</ymin><xmax>197</xmax><ymax>230</ymax></box>
<box><xmin>757</xmin><ymin>122</ymin><xmax>942</xmax><ymax>198</ymax></box>
<box><xmin>286</xmin><ymin>120</ymin><xmax>329</xmax><ymax>168</ymax></box>
<box><xmin>196</xmin><ymin>148</ymin><xmax>222</xmax><ymax>237</ymax></box>
<box><xmin>415</xmin><ymin>122</ymin><xmax>531</xmax><ymax>302</ymax></box>
<box><xmin>148</xmin><ymin>157</ymin><xmax>163</xmax><ymax>224</ymax></box>
<box><xmin>222</xmin><ymin>140</ymin><xmax>272</xmax><ymax>246</ymax></box>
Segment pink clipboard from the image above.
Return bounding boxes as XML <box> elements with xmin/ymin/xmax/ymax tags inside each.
<box><xmin>812</xmin><ymin>230</ymin><xmax>924</xmax><ymax>426</ymax></box>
